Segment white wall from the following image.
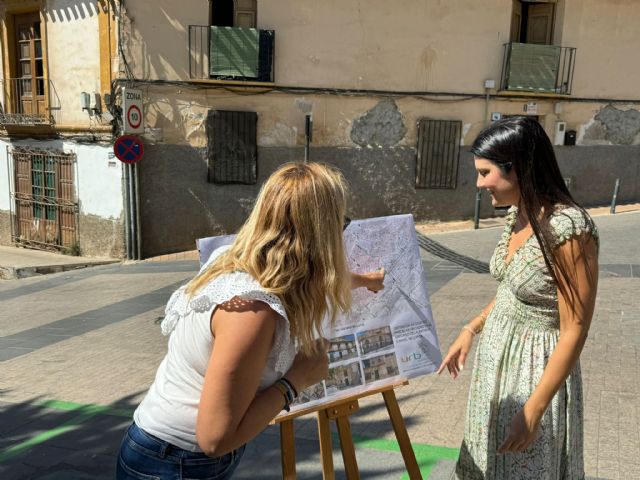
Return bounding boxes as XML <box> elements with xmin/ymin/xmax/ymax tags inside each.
<box><xmin>0</xmin><ymin>139</ymin><xmax>123</xmax><ymax>219</ymax></box>
<box><xmin>45</xmin><ymin>0</ymin><xmax>103</xmax><ymax>125</ymax></box>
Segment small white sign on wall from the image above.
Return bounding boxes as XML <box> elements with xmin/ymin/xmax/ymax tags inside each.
<box><xmin>524</xmin><ymin>102</ymin><xmax>538</xmax><ymax>115</ymax></box>
<box><xmin>122</xmin><ymin>88</ymin><xmax>144</xmax><ymax>134</ymax></box>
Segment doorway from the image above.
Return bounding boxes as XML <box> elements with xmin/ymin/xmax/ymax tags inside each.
<box><xmin>510</xmin><ymin>0</ymin><xmax>555</xmax><ymax>45</ymax></box>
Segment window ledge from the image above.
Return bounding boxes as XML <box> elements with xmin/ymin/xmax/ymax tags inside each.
<box><xmin>497</xmin><ymin>90</ymin><xmax>571</xmax><ymax>100</ymax></box>
<box><xmin>187</xmin><ymin>78</ymin><xmax>275</xmax><ymax>89</ymax></box>
<box><xmin>1</xmin><ymin>124</ymin><xmax>112</xmax><ymax>136</ymax></box>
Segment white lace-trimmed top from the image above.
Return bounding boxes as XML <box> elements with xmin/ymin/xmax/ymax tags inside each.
<box><xmin>133</xmin><ymin>246</ymin><xmax>296</xmax><ymax>451</ymax></box>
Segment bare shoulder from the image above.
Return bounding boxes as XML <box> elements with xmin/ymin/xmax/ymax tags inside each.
<box><xmin>211</xmin><ymin>296</ymin><xmax>279</xmax><ymax>339</ymax></box>
<box><xmin>216</xmin><ymin>296</ymin><xmax>280</xmax><ymax>317</ymax></box>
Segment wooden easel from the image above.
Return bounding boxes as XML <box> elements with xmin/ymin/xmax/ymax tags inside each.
<box><xmin>272</xmin><ymin>380</ymin><xmax>422</xmax><ymax>479</ymax></box>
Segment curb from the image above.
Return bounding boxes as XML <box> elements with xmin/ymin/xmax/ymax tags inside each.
<box><xmin>0</xmin><ymin>260</ymin><xmax>120</xmax><ymax>280</ymax></box>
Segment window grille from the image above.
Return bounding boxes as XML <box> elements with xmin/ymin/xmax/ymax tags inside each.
<box><xmin>206</xmin><ymin>110</ymin><xmax>258</xmax><ymax>184</ymax></box>
<box><xmin>415</xmin><ymin>119</ymin><xmax>461</xmax><ymax>189</ymax></box>
<box><xmin>8</xmin><ymin>146</ymin><xmax>78</xmax><ymax>251</ymax></box>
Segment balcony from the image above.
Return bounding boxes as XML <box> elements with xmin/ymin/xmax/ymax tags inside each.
<box><xmin>0</xmin><ymin>78</ymin><xmax>60</xmax><ymax>125</ymax></box>
<box><xmin>189</xmin><ymin>25</ymin><xmax>274</xmax><ymax>82</ymax></box>
<box><xmin>500</xmin><ymin>43</ymin><xmax>576</xmax><ymax>95</ymax></box>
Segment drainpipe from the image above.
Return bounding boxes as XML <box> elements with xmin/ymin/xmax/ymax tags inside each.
<box><xmin>123</xmin><ymin>162</ymin><xmax>131</xmax><ymax>259</ymax></box>
<box><xmin>127</xmin><ymin>163</ymin><xmax>138</xmax><ymax>259</ymax></box>
<box><xmin>134</xmin><ymin>162</ymin><xmax>142</xmax><ymax>259</ymax></box>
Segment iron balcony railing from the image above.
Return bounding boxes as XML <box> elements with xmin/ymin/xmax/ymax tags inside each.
<box><xmin>189</xmin><ymin>25</ymin><xmax>274</xmax><ymax>82</ymax></box>
<box><xmin>0</xmin><ymin>77</ymin><xmax>60</xmax><ymax>125</ymax></box>
<box><xmin>500</xmin><ymin>43</ymin><xmax>576</xmax><ymax>95</ymax></box>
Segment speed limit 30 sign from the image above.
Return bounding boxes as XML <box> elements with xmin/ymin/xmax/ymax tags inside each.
<box><xmin>122</xmin><ymin>87</ymin><xmax>144</xmax><ymax>134</ymax></box>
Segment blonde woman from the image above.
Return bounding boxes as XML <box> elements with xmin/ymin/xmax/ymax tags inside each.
<box><xmin>116</xmin><ymin>163</ymin><xmax>384</xmax><ymax>480</ymax></box>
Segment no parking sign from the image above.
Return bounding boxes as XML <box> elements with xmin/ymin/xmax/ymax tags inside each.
<box><xmin>114</xmin><ymin>135</ymin><xmax>144</xmax><ymax>164</ymax></box>
<box><xmin>122</xmin><ymin>87</ymin><xmax>144</xmax><ymax>134</ymax></box>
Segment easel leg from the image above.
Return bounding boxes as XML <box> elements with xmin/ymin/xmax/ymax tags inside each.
<box><xmin>280</xmin><ymin>420</ymin><xmax>296</xmax><ymax>479</ymax></box>
<box><xmin>317</xmin><ymin>410</ymin><xmax>335</xmax><ymax>480</ymax></box>
<box><xmin>335</xmin><ymin>416</ymin><xmax>360</xmax><ymax>480</ymax></box>
<box><xmin>382</xmin><ymin>390</ymin><xmax>422</xmax><ymax>479</ymax></box>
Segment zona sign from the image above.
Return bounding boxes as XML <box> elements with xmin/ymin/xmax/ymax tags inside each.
<box><xmin>114</xmin><ymin>135</ymin><xmax>144</xmax><ymax>164</ymax></box>
<box><xmin>127</xmin><ymin>104</ymin><xmax>142</xmax><ymax>130</ymax></box>
<box><xmin>122</xmin><ymin>87</ymin><xmax>144</xmax><ymax>134</ymax></box>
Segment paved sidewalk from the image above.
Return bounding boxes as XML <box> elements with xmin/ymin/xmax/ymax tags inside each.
<box><xmin>0</xmin><ymin>245</ymin><xmax>118</xmax><ymax>280</ymax></box>
<box><xmin>0</xmin><ymin>209</ymin><xmax>638</xmax><ymax>478</ymax></box>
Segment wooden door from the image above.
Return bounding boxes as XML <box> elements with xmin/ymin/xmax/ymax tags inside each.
<box><xmin>14</xmin><ymin>12</ymin><xmax>46</xmax><ymax>120</ymax></box>
<box><xmin>234</xmin><ymin>0</ymin><xmax>256</xmax><ymax>28</ymax></box>
<box><xmin>510</xmin><ymin>0</ymin><xmax>522</xmax><ymax>43</ymax></box>
<box><xmin>526</xmin><ymin>3</ymin><xmax>554</xmax><ymax>45</ymax></box>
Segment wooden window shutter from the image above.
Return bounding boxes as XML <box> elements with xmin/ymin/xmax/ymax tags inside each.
<box><xmin>206</xmin><ymin>110</ymin><xmax>258</xmax><ymax>184</ymax></box>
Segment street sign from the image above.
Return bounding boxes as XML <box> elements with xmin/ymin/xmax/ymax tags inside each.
<box><xmin>122</xmin><ymin>87</ymin><xmax>144</xmax><ymax>134</ymax></box>
<box><xmin>114</xmin><ymin>135</ymin><xmax>144</xmax><ymax>164</ymax></box>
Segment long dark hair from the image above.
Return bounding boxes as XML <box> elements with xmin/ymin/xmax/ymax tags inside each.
<box><xmin>471</xmin><ymin>116</ymin><xmax>591</xmax><ymax>300</ymax></box>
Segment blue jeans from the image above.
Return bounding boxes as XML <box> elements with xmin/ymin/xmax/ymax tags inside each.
<box><xmin>116</xmin><ymin>423</ymin><xmax>245</xmax><ymax>480</ymax></box>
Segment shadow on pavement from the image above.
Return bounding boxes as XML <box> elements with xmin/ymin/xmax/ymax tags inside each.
<box><xmin>0</xmin><ymin>389</ymin><xmax>442</xmax><ymax>479</ymax></box>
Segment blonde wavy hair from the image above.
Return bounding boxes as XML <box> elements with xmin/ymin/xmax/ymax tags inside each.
<box><xmin>186</xmin><ymin>162</ymin><xmax>352</xmax><ymax>355</ymax></box>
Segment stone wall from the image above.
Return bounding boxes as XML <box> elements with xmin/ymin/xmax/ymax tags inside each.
<box><xmin>137</xmin><ymin>143</ymin><xmax>640</xmax><ymax>257</ymax></box>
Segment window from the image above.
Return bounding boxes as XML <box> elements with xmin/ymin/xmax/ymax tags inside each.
<box><xmin>10</xmin><ymin>147</ymin><xmax>78</xmax><ymax>250</ymax></box>
<box><xmin>206</xmin><ymin>110</ymin><xmax>258</xmax><ymax>184</ymax></box>
<box><xmin>0</xmin><ymin>10</ymin><xmax>51</xmax><ymax>124</ymax></box>
<box><xmin>510</xmin><ymin>0</ymin><xmax>555</xmax><ymax>45</ymax></box>
<box><xmin>415</xmin><ymin>119</ymin><xmax>461</xmax><ymax>189</ymax></box>
<box><xmin>210</xmin><ymin>0</ymin><xmax>257</xmax><ymax>28</ymax></box>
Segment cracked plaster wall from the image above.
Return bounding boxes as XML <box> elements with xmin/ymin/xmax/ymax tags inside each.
<box><xmin>350</xmin><ymin>99</ymin><xmax>407</xmax><ymax>147</ymax></box>
<box><xmin>583</xmin><ymin>105</ymin><xmax>640</xmax><ymax>145</ymax></box>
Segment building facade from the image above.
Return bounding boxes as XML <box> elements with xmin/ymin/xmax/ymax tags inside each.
<box><xmin>2</xmin><ymin>0</ymin><xmax>639</xmax><ymax>258</ymax></box>
<box><xmin>0</xmin><ymin>0</ymin><xmax>123</xmax><ymax>257</ymax></box>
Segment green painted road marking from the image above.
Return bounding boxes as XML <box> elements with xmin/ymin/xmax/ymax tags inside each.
<box><xmin>3</xmin><ymin>399</ymin><xmax>460</xmax><ymax>478</ymax></box>
<box><xmin>37</xmin><ymin>399</ymin><xmax>133</xmax><ymax>418</ymax></box>
<box><xmin>0</xmin><ymin>404</ymin><xmax>105</xmax><ymax>463</ymax></box>
<box><xmin>351</xmin><ymin>434</ymin><xmax>459</xmax><ymax>479</ymax></box>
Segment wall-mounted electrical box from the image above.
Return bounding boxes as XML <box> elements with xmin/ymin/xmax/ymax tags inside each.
<box><xmin>80</xmin><ymin>92</ymin><xmax>90</xmax><ymax>111</ymax></box>
<box><xmin>554</xmin><ymin>121</ymin><xmax>566</xmax><ymax>146</ymax></box>
<box><xmin>90</xmin><ymin>93</ymin><xmax>101</xmax><ymax>113</ymax></box>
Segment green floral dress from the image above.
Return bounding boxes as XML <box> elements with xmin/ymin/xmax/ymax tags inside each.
<box><xmin>456</xmin><ymin>205</ymin><xmax>598</xmax><ymax>480</ymax></box>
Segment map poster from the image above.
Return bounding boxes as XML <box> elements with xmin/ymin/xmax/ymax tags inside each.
<box><xmin>197</xmin><ymin>214</ymin><xmax>441</xmax><ymax>412</ymax></box>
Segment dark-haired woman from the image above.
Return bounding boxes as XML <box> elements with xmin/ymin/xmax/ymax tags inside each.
<box><xmin>438</xmin><ymin>116</ymin><xmax>598</xmax><ymax>479</ymax></box>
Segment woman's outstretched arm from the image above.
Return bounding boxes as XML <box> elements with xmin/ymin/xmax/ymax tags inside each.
<box><xmin>437</xmin><ymin>298</ymin><xmax>496</xmax><ymax>379</ymax></box>
<box><xmin>351</xmin><ymin>269</ymin><xmax>385</xmax><ymax>292</ymax></box>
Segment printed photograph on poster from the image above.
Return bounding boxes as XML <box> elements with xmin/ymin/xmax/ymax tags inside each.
<box><xmin>325</xmin><ymin>361</ymin><xmax>363</xmax><ymax>395</ymax></box>
<box><xmin>362</xmin><ymin>353</ymin><xmax>400</xmax><ymax>383</ymax></box>
<box><xmin>328</xmin><ymin>334</ymin><xmax>358</xmax><ymax>363</ymax></box>
<box><xmin>356</xmin><ymin>326</ymin><xmax>394</xmax><ymax>356</ymax></box>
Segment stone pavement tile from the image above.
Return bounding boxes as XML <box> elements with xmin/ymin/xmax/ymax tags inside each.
<box><xmin>619</xmin><ymin>464</ymin><xmax>640</xmax><ymax>479</ymax></box>
<box><xmin>0</xmin><ymin>272</ymin><xmax>190</xmax><ymax>337</ymax></box>
<box><xmin>0</xmin><ymin>405</ymin><xmax>78</xmax><ymax>439</ymax></box>
<box><xmin>234</xmin><ymin>428</ymin><xmax>411</xmax><ymax>480</ymax></box>
<box><xmin>427</xmin><ymin>459</ymin><xmax>456</xmax><ymax>480</ymax></box>
<box><xmin>2</xmin><ymin>447</ymin><xmax>115</xmax><ymax>480</ymax></box>
<box><xmin>584</xmin><ymin>448</ymin><xmax>599</xmax><ymax>476</ymax></box>
<box><xmin>0</xmin><ymin>310</ymin><xmax>167</xmax><ymax>405</ymax></box>
<box><xmin>46</xmin><ymin>415</ymin><xmax>131</xmax><ymax>456</ymax></box>
<box><xmin>597</xmin><ymin>460</ymin><xmax>620</xmax><ymax>480</ymax></box>
<box><xmin>0</xmin><ymin>462</ymin><xmax>37</xmax><ymax>480</ymax></box>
